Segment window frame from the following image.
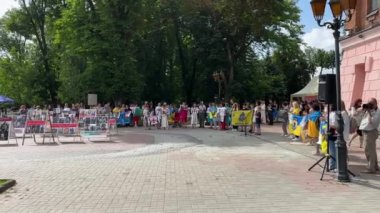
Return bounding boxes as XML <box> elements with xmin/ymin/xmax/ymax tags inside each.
<box><xmin>369</xmin><ymin>0</ymin><xmax>380</xmax><ymax>13</ymax></box>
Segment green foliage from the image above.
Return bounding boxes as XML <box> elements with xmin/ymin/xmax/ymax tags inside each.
<box><xmin>305</xmin><ymin>47</ymin><xmax>335</xmax><ymax>75</ymax></box>
<box><xmin>0</xmin><ymin>0</ymin><xmax>314</xmax><ymax>105</ymax></box>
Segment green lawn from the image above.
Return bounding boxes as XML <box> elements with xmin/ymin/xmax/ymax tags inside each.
<box><xmin>0</xmin><ymin>179</ymin><xmax>8</xmax><ymax>186</ymax></box>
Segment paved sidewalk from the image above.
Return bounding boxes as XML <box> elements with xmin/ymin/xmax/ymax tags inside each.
<box><xmin>0</xmin><ymin>126</ymin><xmax>379</xmax><ymax>212</ymax></box>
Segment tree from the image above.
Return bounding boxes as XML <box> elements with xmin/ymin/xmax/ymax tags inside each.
<box><xmin>55</xmin><ymin>0</ymin><xmax>144</xmax><ymax>103</ymax></box>
<box><xmin>0</xmin><ymin>9</ymin><xmax>41</xmax><ymax>104</ymax></box>
<box><xmin>19</xmin><ymin>0</ymin><xmax>61</xmax><ymax>104</ymax></box>
<box><xmin>0</xmin><ymin>0</ymin><xmax>311</xmax><ymax>105</ymax></box>
<box><xmin>305</xmin><ymin>47</ymin><xmax>335</xmax><ymax>76</ymax></box>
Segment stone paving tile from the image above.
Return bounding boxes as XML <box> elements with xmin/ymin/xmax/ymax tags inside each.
<box><xmin>0</xmin><ymin>127</ymin><xmax>380</xmax><ymax>212</ymax></box>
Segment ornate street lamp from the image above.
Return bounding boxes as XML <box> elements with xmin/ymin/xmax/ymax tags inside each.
<box><xmin>212</xmin><ymin>71</ymin><xmax>224</xmax><ymax>101</ymax></box>
<box><xmin>310</xmin><ymin>0</ymin><xmax>357</xmax><ymax>182</ymax></box>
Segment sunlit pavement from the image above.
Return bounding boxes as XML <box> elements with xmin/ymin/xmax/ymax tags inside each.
<box><xmin>1</xmin><ymin>125</ymin><xmax>380</xmax><ymax>213</ymax></box>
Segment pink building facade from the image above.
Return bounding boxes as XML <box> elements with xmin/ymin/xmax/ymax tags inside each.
<box><xmin>341</xmin><ymin>26</ymin><xmax>380</xmax><ymax>106</ymax></box>
<box><xmin>340</xmin><ymin>0</ymin><xmax>380</xmax><ymax>107</ymax></box>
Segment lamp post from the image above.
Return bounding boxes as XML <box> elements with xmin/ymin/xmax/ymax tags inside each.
<box><xmin>310</xmin><ymin>0</ymin><xmax>357</xmax><ymax>182</ymax></box>
<box><xmin>213</xmin><ymin>71</ymin><xmax>224</xmax><ymax>101</ymax></box>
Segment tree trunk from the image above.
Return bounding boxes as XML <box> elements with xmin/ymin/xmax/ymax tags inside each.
<box><xmin>21</xmin><ymin>0</ymin><xmax>57</xmax><ymax>104</ymax></box>
<box><xmin>173</xmin><ymin>18</ymin><xmax>189</xmax><ymax>103</ymax></box>
<box><xmin>185</xmin><ymin>58</ymin><xmax>198</xmax><ymax>104</ymax></box>
<box><xmin>225</xmin><ymin>40</ymin><xmax>234</xmax><ymax>101</ymax></box>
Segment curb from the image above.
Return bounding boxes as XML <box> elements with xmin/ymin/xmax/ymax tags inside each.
<box><xmin>0</xmin><ymin>179</ymin><xmax>16</xmax><ymax>193</ymax></box>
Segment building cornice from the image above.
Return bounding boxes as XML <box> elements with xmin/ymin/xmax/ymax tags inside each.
<box><xmin>340</xmin><ymin>25</ymin><xmax>380</xmax><ymax>50</ymax></box>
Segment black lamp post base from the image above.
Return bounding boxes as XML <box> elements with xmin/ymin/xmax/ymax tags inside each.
<box><xmin>337</xmin><ymin>175</ymin><xmax>350</xmax><ymax>182</ymax></box>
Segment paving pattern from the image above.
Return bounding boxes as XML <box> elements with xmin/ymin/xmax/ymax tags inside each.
<box><xmin>0</xmin><ymin>126</ymin><xmax>380</xmax><ymax>213</ymax></box>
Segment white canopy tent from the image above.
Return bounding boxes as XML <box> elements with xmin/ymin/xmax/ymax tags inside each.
<box><xmin>291</xmin><ymin>76</ymin><xmax>319</xmax><ymax>99</ymax></box>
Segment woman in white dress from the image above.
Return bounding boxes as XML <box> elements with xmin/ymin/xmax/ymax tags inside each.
<box><xmin>190</xmin><ymin>103</ymin><xmax>199</xmax><ymax>128</ymax></box>
<box><xmin>161</xmin><ymin>103</ymin><xmax>169</xmax><ymax>130</ymax></box>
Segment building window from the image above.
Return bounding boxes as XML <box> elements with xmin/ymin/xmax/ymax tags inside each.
<box><xmin>369</xmin><ymin>0</ymin><xmax>380</xmax><ymax>12</ymax></box>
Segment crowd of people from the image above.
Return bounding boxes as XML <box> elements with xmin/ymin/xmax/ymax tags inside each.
<box><xmin>110</xmin><ymin>100</ymin><xmax>279</xmax><ymax>134</ymax></box>
<box><xmin>282</xmin><ymin>98</ymin><xmax>380</xmax><ymax>174</ymax></box>
<box><xmin>12</xmin><ymin>100</ymin><xmax>279</xmax><ymax>131</ymax></box>
<box><xmin>10</xmin><ymin>97</ymin><xmax>380</xmax><ymax>174</ymax></box>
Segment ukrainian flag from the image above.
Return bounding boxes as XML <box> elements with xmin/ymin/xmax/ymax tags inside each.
<box><xmin>292</xmin><ymin>115</ymin><xmax>306</xmax><ymax>137</ymax></box>
<box><xmin>319</xmin><ymin>120</ymin><xmax>328</xmax><ymax>154</ymax></box>
<box><xmin>307</xmin><ymin>112</ymin><xmax>321</xmax><ymax>138</ymax></box>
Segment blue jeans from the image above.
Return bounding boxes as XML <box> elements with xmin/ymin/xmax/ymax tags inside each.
<box><xmin>329</xmin><ymin>140</ymin><xmax>337</xmax><ymax>170</ymax></box>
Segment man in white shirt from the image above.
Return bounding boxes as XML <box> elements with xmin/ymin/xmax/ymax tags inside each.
<box><xmin>359</xmin><ymin>98</ymin><xmax>380</xmax><ymax>173</ymax></box>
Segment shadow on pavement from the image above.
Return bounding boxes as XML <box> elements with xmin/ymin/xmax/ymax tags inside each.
<box><xmin>59</xmin><ymin>141</ymin><xmax>87</xmax><ymax>145</ymax></box>
<box><xmin>0</xmin><ymin>143</ymin><xmax>19</xmax><ymax>147</ymax></box>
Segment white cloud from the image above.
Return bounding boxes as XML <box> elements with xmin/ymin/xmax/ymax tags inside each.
<box><xmin>302</xmin><ymin>27</ymin><xmax>335</xmax><ymax>51</ymax></box>
<box><xmin>0</xmin><ymin>0</ymin><xmax>19</xmax><ymax>17</ymax></box>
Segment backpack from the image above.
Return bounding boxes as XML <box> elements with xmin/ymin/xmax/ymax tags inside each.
<box><xmin>349</xmin><ymin>116</ymin><xmax>357</xmax><ymax>134</ymax></box>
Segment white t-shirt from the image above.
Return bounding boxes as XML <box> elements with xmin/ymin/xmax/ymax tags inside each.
<box><xmin>330</xmin><ymin>111</ymin><xmax>350</xmax><ymax>142</ymax></box>
<box><xmin>359</xmin><ymin>109</ymin><xmax>380</xmax><ymax>131</ymax></box>
<box><xmin>219</xmin><ymin>107</ymin><xmax>226</xmax><ymax>116</ymax></box>
<box><xmin>155</xmin><ymin>106</ymin><xmax>162</xmax><ymax>117</ymax></box>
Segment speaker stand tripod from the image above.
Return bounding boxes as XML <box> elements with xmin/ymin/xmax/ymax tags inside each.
<box><xmin>308</xmin><ymin>104</ymin><xmax>355</xmax><ymax>180</ymax></box>
<box><xmin>309</xmin><ymin>153</ymin><xmax>356</xmax><ymax>181</ymax></box>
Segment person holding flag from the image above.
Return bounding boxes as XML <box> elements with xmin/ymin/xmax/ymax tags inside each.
<box><xmin>306</xmin><ymin>103</ymin><xmax>322</xmax><ymax>154</ymax></box>
<box><xmin>289</xmin><ymin>101</ymin><xmax>301</xmax><ymax>141</ymax></box>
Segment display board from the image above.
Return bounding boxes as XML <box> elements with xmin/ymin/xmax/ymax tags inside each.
<box><xmin>0</xmin><ymin>117</ymin><xmax>16</xmax><ymax>144</ymax></box>
<box><xmin>88</xmin><ymin>94</ymin><xmax>97</xmax><ymax>106</ymax></box>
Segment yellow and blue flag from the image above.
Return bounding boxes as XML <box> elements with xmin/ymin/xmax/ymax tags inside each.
<box><xmin>232</xmin><ymin>110</ymin><xmax>253</xmax><ymax>126</ymax></box>
<box><xmin>307</xmin><ymin>112</ymin><xmax>321</xmax><ymax>138</ymax></box>
<box><xmin>290</xmin><ymin>115</ymin><xmax>306</xmax><ymax>137</ymax></box>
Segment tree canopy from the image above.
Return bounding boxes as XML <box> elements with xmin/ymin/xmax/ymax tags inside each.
<box><xmin>0</xmin><ymin>0</ymin><xmax>320</xmax><ymax>105</ymax></box>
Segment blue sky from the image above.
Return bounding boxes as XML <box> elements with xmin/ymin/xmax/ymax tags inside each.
<box><xmin>299</xmin><ymin>0</ymin><xmax>318</xmax><ymax>33</ymax></box>
<box><xmin>298</xmin><ymin>0</ymin><xmax>335</xmax><ymax>50</ymax></box>
<box><xmin>0</xmin><ymin>0</ymin><xmax>334</xmax><ymax>50</ymax></box>
<box><xmin>298</xmin><ymin>0</ymin><xmax>334</xmax><ymax>31</ymax></box>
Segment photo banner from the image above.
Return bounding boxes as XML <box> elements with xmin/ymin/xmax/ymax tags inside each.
<box><xmin>0</xmin><ymin>117</ymin><xmax>15</xmax><ymax>142</ymax></box>
<box><xmin>232</xmin><ymin>110</ymin><xmax>253</xmax><ymax>126</ymax></box>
